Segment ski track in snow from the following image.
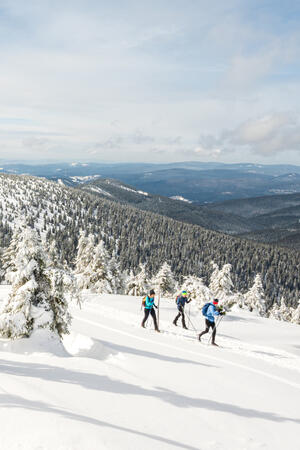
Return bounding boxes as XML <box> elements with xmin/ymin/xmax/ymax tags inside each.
<box><xmin>74</xmin><ymin>303</ymin><xmax>300</xmax><ymax>391</ymax></box>
<box><xmin>81</xmin><ymin>302</ymin><xmax>300</xmax><ymax>374</ymax></box>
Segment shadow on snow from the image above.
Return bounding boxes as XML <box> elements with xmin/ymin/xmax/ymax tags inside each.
<box><xmin>0</xmin><ymin>358</ymin><xmax>299</xmax><ymax>425</ymax></box>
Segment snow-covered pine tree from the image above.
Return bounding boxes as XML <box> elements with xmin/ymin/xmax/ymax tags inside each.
<box><xmin>0</xmin><ymin>227</ymin><xmax>71</xmax><ymax>339</ymax></box>
<box><xmin>107</xmin><ymin>244</ymin><xmax>125</xmax><ymax>294</ymax></box>
<box><xmin>244</xmin><ymin>274</ymin><xmax>266</xmax><ymax>316</ymax></box>
<box><xmin>46</xmin><ymin>239</ymin><xmax>82</xmax><ymax>308</ymax></box>
<box><xmin>125</xmin><ymin>270</ymin><xmax>137</xmax><ymax>296</ymax></box>
<box><xmin>48</xmin><ymin>269</ymin><xmax>72</xmax><ymax>336</ymax></box>
<box><xmin>152</xmin><ymin>262</ymin><xmax>176</xmax><ymax>297</ymax></box>
<box><xmin>126</xmin><ymin>263</ymin><xmax>149</xmax><ymax>296</ymax></box>
<box><xmin>75</xmin><ymin>233</ymin><xmax>96</xmax><ymax>290</ymax></box>
<box><xmin>278</xmin><ymin>297</ymin><xmax>292</xmax><ymax>322</ymax></box>
<box><xmin>85</xmin><ymin>239</ymin><xmax>114</xmax><ymax>294</ymax></box>
<box><xmin>74</xmin><ymin>231</ymin><xmax>91</xmax><ymax>276</ymax></box>
<box><xmin>268</xmin><ymin>301</ymin><xmax>280</xmax><ymax>320</ymax></box>
<box><xmin>75</xmin><ymin>232</ymin><xmax>123</xmax><ymax>294</ymax></box>
<box><xmin>182</xmin><ymin>275</ymin><xmax>210</xmax><ymax>304</ymax></box>
<box><xmin>291</xmin><ymin>300</ymin><xmax>300</xmax><ymax>325</ymax></box>
<box><xmin>1</xmin><ymin>224</ymin><xmax>25</xmax><ymax>283</ymax></box>
<box><xmin>268</xmin><ymin>297</ymin><xmax>291</xmax><ymax>321</ymax></box>
<box><xmin>209</xmin><ymin>262</ymin><xmax>235</xmax><ymax>308</ymax></box>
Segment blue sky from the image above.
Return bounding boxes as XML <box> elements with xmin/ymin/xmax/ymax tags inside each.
<box><xmin>0</xmin><ymin>0</ymin><xmax>300</xmax><ymax>164</ymax></box>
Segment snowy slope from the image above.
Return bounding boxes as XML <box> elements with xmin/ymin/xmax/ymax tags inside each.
<box><xmin>0</xmin><ymin>287</ymin><xmax>299</xmax><ymax>450</ymax></box>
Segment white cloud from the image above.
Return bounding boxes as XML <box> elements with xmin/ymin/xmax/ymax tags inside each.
<box><xmin>190</xmin><ymin>113</ymin><xmax>300</xmax><ymax>162</ymax></box>
<box><xmin>194</xmin><ymin>145</ymin><xmax>221</xmax><ymax>159</ymax></box>
<box><xmin>227</xmin><ymin>113</ymin><xmax>300</xmax><ymax>155</ymax></box>
<box><xmin>0</xmin><ymin>1</ymin><xmax>299</xmax><ymax>164</ymax></box>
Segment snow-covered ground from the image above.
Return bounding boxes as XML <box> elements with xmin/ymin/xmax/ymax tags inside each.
<box><xmin>0</xmin><ymin>287</ymin><xmax>299</xmax><ymax>450</ymax></box>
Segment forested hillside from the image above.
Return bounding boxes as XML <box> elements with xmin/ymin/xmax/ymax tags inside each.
<box><xmin>80</xmin><ymin>177</ymin><xmax>253</xmax><ymax>234</ymax></box>
<box><xmin>0</xmin><ymin>174</ymin><xmax>299</xmax><ymax>307</ymax></box>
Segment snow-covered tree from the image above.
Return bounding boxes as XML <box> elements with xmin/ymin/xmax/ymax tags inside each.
<box><xmin>268</xmin><ymin>297</ymin><xmax>291</xmax><ymax>322</ymax></box>
<box><xmin>278</xmin><ymin>297</ymin><xmax>292</xmax><ymax>322</ymax></box>
<box><xmin>48</xmin><ymin>269</ymin><xmax>72</xmax><ymax>336</ymax></box>
<box><xmin>1</xmin><ymin>224</ymin><xmax>26</xmax><ymax>283</ymax></box>
<box><xmin>209</xmin><ymin>262</ymin><xmax>235</xmax><ymax>308</ymax></box>
<box><xmin>47</xmin><ymin>240</ymin><xmax>82</xmax><ymax>308</ymax></box>
<box><xmin>182</xmin><ymin>275</ymin><xmax>211</xmax><ymax>304</ymax></box>
<box><xmin>152</xmin><ymin>262</ymin><xmax>176</xmax><ymax>297</ymax></box>
<box><xmin>75</xmin><ymin>232</ymin><xmax>124</xmax><ymax>294</ymax></box>
<box><xmin>125</xmin><ymin>270</ymin><xmax>136</xmax><ymax>296</ymax></box>
<box><xmin>125</xmin><ymin>263</ymin><xmax>149</xmax><ymax>296</ymax></box>
<box><xmin>291</xmin><ymin>300</ymin><xmax>300</xmax><ymax>325</ymax></box>
<box><xmin>0</xmin><ymin>227</ymin><xmax>71</xmax><ymax>339</ymax></box>
<box><xmin>231</xmin><ymin>292</ymin><xmax>245</xmax><ymax>309</ymax></box>
<box><xmin>75</xmin><ymin>232</ymin><xmax>93</xmax><ymax>275</ymax></box>
<box><xmin>244</xmin><ymin>274</ymin><xmax>266</xmax><ymax>316</ymax></box>
<box><xmin>268</xmin><ymin>301</ymin><xmax>280</xmax><ymax>320</ymax></box>
<box><xmin>106</xmin><ymin>247</ymin><xmax>125</xmax><ymax>294</ymax></box>
<box><xmin>83</xmin><ymin>239</ymin><xmax>111</xmax><ymax>292</ymax></box>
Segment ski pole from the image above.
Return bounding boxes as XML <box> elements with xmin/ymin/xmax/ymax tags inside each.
<box><xmin>207</xmin><ymin>315</ymin><xmax>223</xmax><ymax>345</ymax></box>
<box><xmin>157</xmin><ymin>289</ymin><xmax>161</xmax><ymax>330</ymax></box>
<box><xmin>185</xmin><ymin>309</ymin><xmax>201</xmax><ymax>341</ymax></box>
<box><xmin>185</xmin><ymin>309</ymin><xmax>198</xmax><ymax>332</ymax></box>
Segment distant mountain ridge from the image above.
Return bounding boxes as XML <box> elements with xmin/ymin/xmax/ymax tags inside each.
<box><xmin>79</xmin><ymin>177</ymin><xmax>254</xmax><ymax>235</ymax></box>
<box><xmin>0</xmin><ymin>161</ymin><xmax>300</xmax><ymax>203</ymax></box>
<box><xmin>79</xmin><ymin>178</ymin><xmax>300</xmax><ymax>249</ymax></box>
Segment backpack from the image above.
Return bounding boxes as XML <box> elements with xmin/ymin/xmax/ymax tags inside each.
<box><xmin>141</xmin><ymin>296</ymin><xmax>147</xmax><ymax>307</ymax></box>
<box><xmin>202</xmin><ymin>302</ymin><xmax>211</xmax><ymax>316</ymax></box>
<box><xmin>175</xmin><ymin>295</ymin><xmax>180</xmax><ymax>305</ymax></box>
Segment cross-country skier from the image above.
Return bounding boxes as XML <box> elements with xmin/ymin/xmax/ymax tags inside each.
<box><xmin>173</xmin><ymin>290</ymin><xmax>192</xmax><ymax>329</ymax></box>
<box><xmin>141</xmin><ymin>289</ymin><xmax>160</xmax><ymax>332</ymax></box>
<box><xmin>198</xmin><ymin>299</ymin><xmax>225</xmax><ymax>346</ymax></box>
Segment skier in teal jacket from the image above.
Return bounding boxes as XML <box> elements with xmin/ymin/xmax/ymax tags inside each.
<box><xmin>141</xmin><ymin>289</ymin><xmax>160</xmax><ymax>332</ymax></box>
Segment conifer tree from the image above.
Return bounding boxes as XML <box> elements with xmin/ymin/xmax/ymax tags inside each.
<box><xmin>182</xmin><ymin>275</ymin><xmax>210</xmax><ymax>304</ymax></box>
<box><xmin>209</xmin><ymin>262</ymin><xmax>235</xmax><ymax>307</ymax></box>
<box><xmin>244</xmin><ymin>274</ymin><xmax>266</xmax><ymax>316</ymax></box>
<box><xmin>278</xmin><ymin>297</ymin><xmax>292</xmax><ymax>322</ymax></box>
<box><xmin>268</xmin><ymin>301</ymin><xmax>281</xmax><ymax>321</ymax></box>
<box><xmin>125</xmin><ymin>270</ymin><xmax>137</xmax><ymax>296</ymax></box>
<box><xmin>90</xmin><ymin>240</ymin><xmax>114</xmax><ymax>294</ymax></box>
<box><xmin>1</xmin><ymin>224</ymin><xmax>25</xmax><ymax>283</ymax></box>
<box><xmin>0</xmin><ymin>227</ymin><xmax>71</xmax><ymax>339</ymax></box>
<box><xmin>107</xmin><ymin>246</ymin><xmax>124</xmax><ymax>294</ymax></box>
<box><xmin>75</xmin><ymin>231</ymin><xmax>91</xmax><ymax>275</ymax></box>
<box><xmin>268</xmin><ymin>297</ymin><xmax>291</xmax><ymax>321</ymax></box>
<box><xmin>47</xmin><ymin>240</ymin><xmax>82</xmax><ymax>308</ymax></box>
<box><xmin>291</xmin><ymin>300</ymin><xmax>300</xmax><ymax>325</ymax></box>
<box><xmin>48</xmin><ymin>269</ymin><xmax>72</xmax><ymax>336</ymax></box>
<box><xmin>152</xmin><ymin>262</ymin><xmax>176</xmax><ymax>297</ymax></box>
<box><xmin>125</xmin><ymin>263</ymin><xmax>149</xmax><ymax>296</ymax></box>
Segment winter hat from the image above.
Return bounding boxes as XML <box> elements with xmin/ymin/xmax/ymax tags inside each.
<box><xmin>182</xmin><ymin>290</ymin><xmax>187</xmax><ymax>296</ymax></box>
<box><xmin>149</xmin><ymin>289</ymin><xmax>155</xmax><ymax>296</ymax></box>
<box><xmin>213</xmin><ymin>299</ymin><xmax>219</xmax><ymax>305</ymax></box>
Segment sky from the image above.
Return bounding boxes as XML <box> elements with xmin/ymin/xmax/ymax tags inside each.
<box><xmin>0</xmin><ymin>0</ymin><xmax>300</xmax><ymax>165</ymax></box>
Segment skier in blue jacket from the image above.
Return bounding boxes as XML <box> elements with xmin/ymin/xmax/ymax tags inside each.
<box><xmin>141</xmin><ymin>289</ymin><xmax>160</xmax><ymax>332</ymax></box>
<box><xmin>198</xmin><ymin>299</ymin><xmax>224</xmax><ymax>346</ymax></box>
<box><xmin>173</xmin><ymin>290</ymin><xmax>191</xmax><ymax>329</ymax></box>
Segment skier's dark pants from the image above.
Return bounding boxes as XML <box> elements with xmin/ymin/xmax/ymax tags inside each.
<box><xmin>199</xmin><ymin>319</ymin><xmax>216</xmax><ymax>342</ymax></box>
<box><xmin>142</xmin><ymin>308</ymin><xmax>159</xmax><ymax>330</ymax></box>
<box><xmin>174</xmin><ymin>306</ymin><xmax>187</xmax><ymax>328</ymax></box>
